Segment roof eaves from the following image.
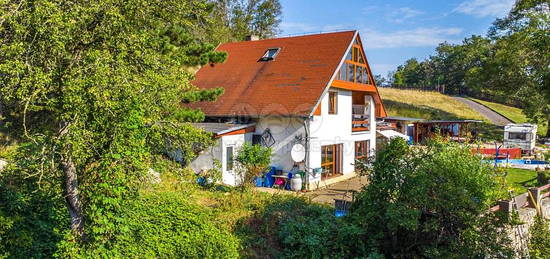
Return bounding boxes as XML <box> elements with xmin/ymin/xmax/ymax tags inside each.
<box><xmin>216</xmin><ymin>123</ymin><xmax>256</xmax><ymax>135</ymax></box>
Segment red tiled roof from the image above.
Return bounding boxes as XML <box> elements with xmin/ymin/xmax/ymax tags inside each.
<box><xmin>189</xmin><ymin>31</ymin><xmax>356</xmax><ymax>117</ymax></box>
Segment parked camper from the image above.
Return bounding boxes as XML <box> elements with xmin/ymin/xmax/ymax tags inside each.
<box><xmin>503</xmin><ymin>124</ymin><xmax>537</xmax><ymax>152</ymax></box>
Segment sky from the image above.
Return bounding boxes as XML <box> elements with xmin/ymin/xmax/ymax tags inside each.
<box><xmin>278</xmin><ymin>0</ymin><xmax>516</xmax><ymax>77</ymax></box>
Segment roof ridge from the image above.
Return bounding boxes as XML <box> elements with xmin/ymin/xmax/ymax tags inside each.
<box><xmin>221</xmin><ymin>30</ymin><xmax>357</xmax><ymax>45</ymax></box>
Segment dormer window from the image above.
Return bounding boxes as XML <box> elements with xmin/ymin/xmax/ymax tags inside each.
<box><xmin>260</xmin><ymin>48</ymin><xmax>280</xmax><ymax>61</ymax></box>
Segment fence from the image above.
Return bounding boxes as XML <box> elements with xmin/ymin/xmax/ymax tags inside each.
<box><xmin>490</xmin><ymin>183</ymin><xmax>550</xmax><ymax>213</ymax></box>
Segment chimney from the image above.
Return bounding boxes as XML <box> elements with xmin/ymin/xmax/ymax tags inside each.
<box><xmin>245</xmin><ymin>35</ymin><xmax>260</xmax><ymax>41</ymax></box>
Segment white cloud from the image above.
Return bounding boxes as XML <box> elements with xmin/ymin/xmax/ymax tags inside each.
<box><xmin>454</xmin><ymin>0</ymin><xmax>515</xmax><ymax>17</ymax></box>
<box><xmin>386</xmin><ymin>7</ymin><xmax>425</xmax><ymax>23</ymax></box>
<box><xmin>361</xmin><ymin>27</ymin><xmax>464</xmax><ymax>49</ymax></box>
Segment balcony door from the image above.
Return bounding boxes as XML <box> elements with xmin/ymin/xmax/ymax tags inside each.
<box><xmin>321</xmin><ymin>144</ymin><xmax>343</xmax><ymax>179</ymax></box>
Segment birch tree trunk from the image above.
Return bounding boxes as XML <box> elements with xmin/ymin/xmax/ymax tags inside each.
<box><xmin>58</xmin><ymin>123</ymin><xmax>85</xmax><ymax>237</ymax></box>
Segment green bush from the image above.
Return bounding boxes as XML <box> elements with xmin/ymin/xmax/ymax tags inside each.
<box><xmin>58</xmin><ymin>191</ymin><xmax>240</xmax><ymax>258</ymax></box>
<box><xmin>235</xmin><ymin>143</ymin><xmax>271</xmax><ymax>190</ymax></box>
<box><xmin>238</xmin><ymin>196</ymin><xmax>377</xmax><ymax>258</ymax></box>
<box><xmin>529</xmin><ymin>216</ymin><xmax>550</xmax><ymax>258</ymax></box>
<box><xmin>348</xmin><ymin>138</ymin><xmax>513</xmax><ymax>258</ymax></box>
<box><xmin>536</xmin><ymin>170</ymin><xmax>550</xmax><ymax>186</ymax></box>
<box><xmin>117</xmin><ymin>192</ymin><xmax>239</xmax><ymax>258</ymax></box>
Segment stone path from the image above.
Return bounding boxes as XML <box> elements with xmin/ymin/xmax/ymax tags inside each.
<box><xmin>453</xmin><ymin>97</ymin><xmax>512</xmax><ymax>126</ymax></box>
<box><xmin>255</xmin><ymin>175</ymin><xmax>368</xmax><ymax>206</ymax></box>
<box><xmin>305</xmin><ymin>176</ymin><xmax>368</xmax><ymax>205</ymax></box>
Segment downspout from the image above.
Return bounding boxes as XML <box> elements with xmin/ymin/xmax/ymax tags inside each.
<box><xmin>303</xmin><ymin>117</ymin><xmax>311</xmax><ymax>190</ymax></box>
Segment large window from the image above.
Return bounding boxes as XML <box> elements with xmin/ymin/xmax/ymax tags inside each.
<box><xmin>337</xmin><ymin>45</ymin><xmax>370</xmax><ymax>84</ymax></box>
<box><xmin>328</xmin><ymin>91</ymin><xmax>337</xmax><ymax>114</ymax></box>
<box><xmin>355</xmin><ymin>140</ymin><xmax>370</xmax><ymax>161</ymax></box>
<box><xmin>226</xmin><ymin>146</ymin><xmax>234</xmax><ymax>170</ymax></box>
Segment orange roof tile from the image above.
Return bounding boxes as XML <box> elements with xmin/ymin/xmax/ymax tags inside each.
<box><xmin>189</xmin><ymin>31</ymin><xmax>356</xmax><ymax>117</ymax></box>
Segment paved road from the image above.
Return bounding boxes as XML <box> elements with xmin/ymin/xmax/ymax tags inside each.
<box><xmin>453</xmin><ymin>97</ymin><xmax>512</xmax><ymax>126</ymax></box>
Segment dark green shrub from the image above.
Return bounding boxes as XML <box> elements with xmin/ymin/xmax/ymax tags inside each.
<box><xmin>58</xmin><ymin>191</ymin><xmax>240</xmax><ymax>258</ymax></box>
<box><xmin>348</xmin><ymin>138</ymin><xmax>513</xmax><ymax>258</ymax></box>
<box><xmin>536</xmin><ymin>170</ymin><xmax>550</xmax><ymax>185</ymax></box>
<box><xmin>238</xmin><ymin>196</ymin><xmax>375</xmax><ymax>258</ymax></box>
<box><xmin>235</xmin><ymin>143</ymin><xmax>272</xmax><ymax>190</ymax></box>
<box><xmin>117</xmin><ymin>192</ymin><xmax>239</xmax><ymax>258</ymax></box>
<box><xmin>529</xmin><ymin>216</ymin><xmax>550</xmax><ymax>258</ymax></box>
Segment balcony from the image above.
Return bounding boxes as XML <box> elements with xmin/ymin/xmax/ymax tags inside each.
<box><xmin>352</xmin><ymin>105</ymin><xmax>370</xmax><ymax>132</ymax></box>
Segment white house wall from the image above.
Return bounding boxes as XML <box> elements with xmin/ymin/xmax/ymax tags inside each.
<box><xmin>255</xmin><ymin>116</ymin><xmax>306</xmax><ymax>171</ymax></box>
<box><xmin>307</xmin><ymin>88</ymin><xmax>376</xmax><ymax>183</ymax></box>
<box><xmin>191</xmin><ymin>89</ymin><xmax>377</xmax><ymax>187</ymax></box>
<box><xmin>190</xmin><ymin>138</ymin><xmax>222</xmax><ymax>174</ymax></box>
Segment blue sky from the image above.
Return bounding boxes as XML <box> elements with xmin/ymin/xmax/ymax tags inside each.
<box><xmin>278</xmin><ymin>0</ymin><xmax>515</xmax><ymax>76</ymax></box>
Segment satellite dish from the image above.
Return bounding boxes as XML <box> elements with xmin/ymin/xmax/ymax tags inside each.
<box><xmin>291</xmin><ymin>143</ymin><xmax>306</xmax><ymax>162</ymax></box>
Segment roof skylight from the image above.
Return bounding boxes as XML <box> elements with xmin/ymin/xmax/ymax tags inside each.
<box><xmin>260</xmin><ymin>48</ymin><xmax>280</xmax><ymax>61</ymax></box>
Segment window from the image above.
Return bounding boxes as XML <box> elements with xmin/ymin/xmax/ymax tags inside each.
<box><xmin>260</xmin><ymin>48</ymin><xmax>280</xmax><ymax>61</ymax></box>
<box><xmin>226</xmin><ymin>146</ymin><xmax>234</xmax><ymax>170</ymax></box>
<box><xmin>328</xmin><ymin>91</ymin><xmax>337</xmax><ymax>114</ymax></box>
<box><xmin>321</xmin><ymin>145</ymin><xmax>334</xmax><ymax>176</ymax></box>
<box><xmin>347</xmin><ymin>63</ymin><xmax>354</xmax><ymax>82</ymax></box>
<box><xmin>321</xmin><ymin>144</ymin><xmax>343</xmax><ymax>179</ymax></box>
<box><xmin>339</xmin><ymin>45</ymin><xmax>370</xmax><ymax>84</ymax></box>
<box><xmin>356</xmin><ymin>66</ymin><xmax>363</xmax><ymax>83</ymax></box>
<box><xmin>357</xmin><ymin>51</ymin><xmax>365</xmax><ymax>64</ymax></box>
<box><xmin>362</xmin><ymin>68</ymin><xmax>369</xmax><ymax>84</ymax></box>
<box><xmin>346</xmin><ymin>49</ymin><xmax>352</xmax><ymax>60</ymax></box>
<box><xmin>508</xmin><ymin>132</ymin><xmax>527</xmax><ymax>140</ymax></box>
<box><xmin>339</xmin><ymin>64</ymin><xmax>347</xmax><ymax>81</ymax></box>
<box><xmin>355</xmin><ymin>140</ymin><xmax>370</xmax><ymax>161</ymax></box>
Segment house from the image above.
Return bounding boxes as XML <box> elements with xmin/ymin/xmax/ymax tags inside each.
<box><xmin>504</xmin><ymin>123</ymin><xmax>537</xmax><ymax>153</ymax></box>
<box><xmin>188</xmin><ymin>31</ymin><xmax>387</xmax><ymax>188</ymax></box>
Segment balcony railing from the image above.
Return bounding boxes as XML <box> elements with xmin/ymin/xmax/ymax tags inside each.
<box><xmin>352</xmin><ymin>112</ymin><xmax>370</xmax><ymax>132</ymax></box>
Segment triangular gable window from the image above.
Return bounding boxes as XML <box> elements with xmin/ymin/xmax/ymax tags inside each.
<box><xmin>338</xmin><ymin>42</ymin><xmax>370</xmax><ymax>84</ymax></box>
<box><xmin>260</xmin><ymin>48</ymin><xmax>280</xmax><ymax>61</ymax></box>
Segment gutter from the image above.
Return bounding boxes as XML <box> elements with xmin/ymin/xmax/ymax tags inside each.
<box><xmin>303</xmin><ymin>118</ymin><xmax>311</xmax><ymax>189</ymax></box>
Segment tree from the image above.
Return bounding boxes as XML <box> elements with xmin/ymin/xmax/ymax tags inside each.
<box><xmin>0</xmin><ymin>0</ymin><xmax>226</xmax><ymax>246</ymax></box>
<box><xmin>373</xmin><ymin>74</ymin><xmax>387</xmax><ymax>86</ymax></box>
<box><xmin>348</xmin><ymin>138</ymin><xmax>513</xmax><ymax>257</ymax></box>
<box><xmin>235</xmin><ymin>143</ymin><xmax>271</xmax><ymax>191</ymax></box>
<box><xmin>488</xmin><ymin>0</ymin><xmax>550</xmax><ymax>136</ymax></box>
<box><xmin>209</xmin><ymin>0</ymin><xmax>282</xmax><ymax>41</ymax></box>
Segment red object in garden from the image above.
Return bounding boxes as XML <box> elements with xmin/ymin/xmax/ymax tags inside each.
<box><xmin>471</xmin><ymin>148</ymin><xmax>522</xmax><ymax>159</ymax></box>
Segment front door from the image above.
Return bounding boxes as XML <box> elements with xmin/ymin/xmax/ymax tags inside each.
<box><xmin>321</xmin><ymin>144</ymin><xmax>343</xmax><ymax>179</ymax></box>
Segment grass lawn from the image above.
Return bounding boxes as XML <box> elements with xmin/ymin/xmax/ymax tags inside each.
<box><xmin>379</xmin><ymin>88</ymin><xmax>487</xmax><ymax>121</ymax></box>
<box><xmin>469</xmin><ymin>98</ymin><xmax>548</xmax><ymax>136</ymax></box>
<box><xmin>505</xmin><ymin>168</ymin><xmax>538</xmax><ymax>194</ymax></box>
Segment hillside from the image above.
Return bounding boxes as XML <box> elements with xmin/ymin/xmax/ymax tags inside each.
<box><xmin>378</xmin><ymin>88</ymin><xmax>486</xmax><ymax>121</ymax></box>
<box><xmin>378</xmin><ymin>88</ymin><xmax>504</xmax><ymax>140</ymax></box>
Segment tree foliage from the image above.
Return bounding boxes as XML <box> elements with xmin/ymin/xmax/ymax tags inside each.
<box><xmin>0</xmin><ymin>0</ymin><xmax>227</xmax><ymax>255</ymax></box>
<box><xmin>348</xmin><ymin>138</ymin><xmax>513</xmax><ymax>258</ymax></box>
<box><xmin>235</xmin><ymin>143</ymin><xmax>271</xmax><ymax>189</ymax></box>
<box><xmin>209</xmin><ymin>0</ymin><xmax>282</xmax><ymax>41</ymax></box>
<box><xmin>389</xmin><ymin>0</ymin><xmax>549</xmax><ymax>136</ymax></box>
